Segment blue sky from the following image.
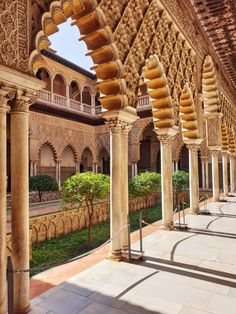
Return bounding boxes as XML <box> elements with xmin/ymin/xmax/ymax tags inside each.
<box><xmin>49</xmin><ymin>20</ymin><xmax>94</xmax><ymax>72</ymax></box>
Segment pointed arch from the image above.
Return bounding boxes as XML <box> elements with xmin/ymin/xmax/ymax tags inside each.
<box><xmin>29</xmin><ymin>0</ymin><xmax>127</xmax><ymax>111</ymax></box>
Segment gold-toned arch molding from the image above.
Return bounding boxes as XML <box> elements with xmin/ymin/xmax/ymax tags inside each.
<box><xmin>202</xmin><ymin>55</ymin><xmax>219</xmax><ymax>115</ymax></box>
<box><xmin>29</xmin><ymin>0</ymin><xmax>127</xmax><ymax>111</ymax></box>
<box><xmin>221</xmin><ymin>120</ymin><xmax>229</xmax><ymax>151</ymax></box>
<box><xmin>142</xmin><ymin>54</ymin><xmax>175</xmax><ymax>130</ymax></box>
<box><xmin>179</xmin><ymin>84</ymin><xmax>199</xmax><ymax>140</ymax></box>
<box><xmin>229</xmin><ymin>128</ymin><xmax>236</xmax><ymax>154</ymax></box>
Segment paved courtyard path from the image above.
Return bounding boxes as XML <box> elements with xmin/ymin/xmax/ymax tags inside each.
<box><xmin>30</xmin><ymin>196</ymin><xmax>236</xmax><ymax>314</ymax></box>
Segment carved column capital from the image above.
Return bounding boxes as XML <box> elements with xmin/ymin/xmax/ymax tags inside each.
<box><xmin>186</xmin><ymin>143</ymin><xmax>201</xmax><ymax>152</ymax></box>
<box><xmin>106</xmin><ymin>119</ymin><xmax>132</xmax><ymax>134</ymax></box>
<box><xmin>157</xmin><ymin>134</ymin><xmax>175</xmax><ymax>144</ymax></box>
<box><xmin>221</xmin><ymin>151</ymin><xmax>229</xmax><ymax>157</ymax></box>
<box><xmin>10</xmin><ymin>91</ymin><xmax>36</xmax><ymax>114</ymax></box>
<box><xmin>210</xmin><ymin>150</ymin><xmax>220</xmax><ymax>157</ymax></box>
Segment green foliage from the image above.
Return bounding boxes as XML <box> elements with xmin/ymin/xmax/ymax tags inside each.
<box><xmin>129</xmin><ymin>172</ymin><xmax>161</xmax><ymax>221</ymax></box>
<box><xmin>172</xmin><ymin>171</ymin><xmax>189</xmax><ymax>208</ymax></box>
<box><xmin>62</xmin><ymin>172</ymin><xmax>110</xmax><ymax>206</ymax></box>
<box><xmin>129</xmin><ymin>172</ymin><xmax>161</xmax><ymax>199</ymax></box>
<box><xmin>29</xmin><ymin>175</ymin><xmax>58</xmax><ymax>202</ymax></box>
<box><xmin>62</xmin><ymin>172</ymin><xmax>110</xmax><ymax>247</ymax></box>
<box><xmin>172</xmin><ymin>171</ymin><xmax>189</xmax><ymax>191</ymax></box>
<box><xmin>30</xmin><ymin>205</ymin><xmax>162</xmax><ymax>274</ymax></box>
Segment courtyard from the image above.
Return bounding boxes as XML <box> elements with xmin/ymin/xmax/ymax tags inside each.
<box><xmin>29</xmin><ymin>197</ymin><xmax>236</xmax><ymax>314</ymax></box>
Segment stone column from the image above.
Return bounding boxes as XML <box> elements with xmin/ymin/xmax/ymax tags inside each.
<box><xmin>102</xmin><ymin>108</ymin><xmax>137</xmax><ymax>260</ymax></box>
<box><xmin>10</xmin><ymin>93</ymin><xmax>31</xmax><ymax>313</ymax></box>
<box><xmin>92</xmin><ymin>161</ymin><xmax>98</xmax><ymax>174</ymax></box>
<box><xmin>175</xmin><ymin>161</ymin><xmax>179</xmax><ymax>171</ymax></box>
<box><xmin>33</xmin><ymin>161</ymin><xmax>37</xmax><ymax>176</ymax></box>
<box><xmin>121</xmin><ymin>124</ymin><xmax>131</xmax><ymax>252</ymax></box>
<box><xmin>206</xmin><ymin>159</ymin><xmax>209</xmax><ymax>189</ymax></box>
<box><xmin>131</xmin><ymin>162</ymin><xmax>138</xmax><ymax>177</ymax></box>
<box><xmin>157</xmin><ymin>131</ymin><xmax>177</xmax><ymax>230</ymax></box>
<box><xmin>211</xmin><ymin>150</ymin><xmax>220</xmax><ymax>201</ymax></box>
<box><xmin>106</xmin><ymin>120</ymin><xmax>123</xmax><ymax>260</ymax></box>
<box><xmin>30</xmin><ymin>160</ymin><xmax>34</xmax><ymax>177</ymax></box>
<box><xmin>0</xmin><ymin>89</ymin><xmax>9</xmax><ymax>314</ymax></box>
<box><xmin>57</xmin><ymin>160</ymin><xmax>61</xmax><ymax>188</ymax></box>
<box><xmin>230</xmin><ymin>155</ymin><xmax>235</xmax><ymax>193</ymax></box>
<box><xmin>222</xmin><ymin>152</ymin><xmax>228</xmax><ymax>196</ymax></box>
<box><xmin>201</xmin><ymin>159</ymin><xmax>206</xmax><ymax>189</ymax></box>
<box><xmin>187</xmin><ymin>143</ymin><xmax>201</xmax><ymax>214</ymax></box>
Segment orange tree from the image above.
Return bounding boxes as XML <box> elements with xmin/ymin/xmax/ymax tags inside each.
<box><xmin>29</xmin><ymin>175</ymin><xmax>58</xmax><ymax>202</ymax></box>
<box><xmin>172</xmin><ymin>171</ymin><xmax>189</xmax><ymax>210</ymax></box>
<box><xmin>129</xmin><ymin>172</ymin><xmax>161</xmax><ymax>222</ymax></box>
<box><xmin>62</xmin><ymin>172</ymin><xmax>110</xmax><ymax>247</ymax></box>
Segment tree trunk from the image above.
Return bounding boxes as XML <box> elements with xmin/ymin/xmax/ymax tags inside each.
<box><xmin>145</xmin><ymin>199</ymin><xmax>148</xmax><ymax>223</ymax></box>
<box><xmin>88</xmin><ymin>214</ymin><xmax>92</xmax><ymax>248</ymax></box>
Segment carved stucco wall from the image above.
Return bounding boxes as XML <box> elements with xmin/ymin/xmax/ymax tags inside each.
<box><xmin>0</xmin><ymin>0</ymin><xmax>29</xmax><ymax>72</ymax></box>
<box><xmin>29</xmin><ymin>111</ymin><xmax>110</xmax><ymax>162</ymax></box>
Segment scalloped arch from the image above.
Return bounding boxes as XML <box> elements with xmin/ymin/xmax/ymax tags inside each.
<box><xmin>29</xmin><ymin>0</ymin><xmax>128</xmax><ymax>111</ymax></box>
<box><xmin>39</xmin><ymin>141</ymin><xmax>58</xmax><ymax>161</ymax></box>
<box><xmin>142</xmin><ymin>54</ymin><xmax>175</xmax><ymax>131</ymax></box>
<box><xmin>61</xmin><ymin>144</ymin><xmax>78</xmax><ymax>161</ymax></box>
<box><xmin>80</xmin><ymin>145</ymin><xmax>95</xmax><ymax>162</ymax></box>
<box><xmin>179</xmin><ymin>84</ymin><xmax>200</xmax><ymax>140</ymax></box>
<box><xmin>202</xmin><ymin>55</ymin><xmax>219</xmax><ymax>115</ymax></box>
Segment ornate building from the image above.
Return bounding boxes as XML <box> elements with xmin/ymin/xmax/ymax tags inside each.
<box><xmin>0</xmin><ymin>0</ymin><xmax>236</xmax><ymax>312</ymax></box>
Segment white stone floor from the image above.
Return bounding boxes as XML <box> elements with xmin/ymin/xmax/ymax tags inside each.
<box><xmin>30</xmin><ymin>196</ymin><xmax>236</xmax><ymax>314</ymax></box>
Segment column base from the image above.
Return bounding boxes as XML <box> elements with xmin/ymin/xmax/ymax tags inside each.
<box><xmin>14</xmin><ymin>303</ymin><xmax>31</xmax><ymax>314</ymax></box>
<box><xmin>160</xmin><ymin>222</ymin><xmax>173</xmax><ymax>231</ymax></box>
<box><xmin>213</xmin><ymin>196</ymin><xmax>220</xmax><ymax>202</ymax></box>
<box><xmin>122</xmin><ymin>245</ymin><xmax>129</xmax><ymax>253</ymax></box>
<box><xmin>106</xmin><ymin>250</ymin><xmax>123</xmax><ymax>262</ymax></box>
<box><xmin>189</xmin><ymin>209</ymin><xmax>199</xmax><ymax>215</ymax></box>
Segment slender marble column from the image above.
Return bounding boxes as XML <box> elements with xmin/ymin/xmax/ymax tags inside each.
<box><xmin>222</xmin><ymin>152</ymin><xmax>229</xmax><ymax>196</ymax></box>
<box><xmin>58</xmin><ymin>161</ymin><xmax>61</xmax><ymax>188</ymax></box>
<box><xmin>103</xmin><ymin>108</ymin><xmax>137</xmax><ymax>260</ymax></box>
<box><xmin>33</xmin><ymin>161</ymin><xmax>37</xmax><ymax>176</ymax></box>
<box><xmin>11</xmin><ymin>94</ymin><xmax>31</xmax><ymax>313</ymax></box>
<box><xmin>201</xmin><ymin>159</ymin><xmax>206</xmax><ymax>189</ymax></box>
<box><xmin>230</xmin><ymin>155</ymin><xmax>235</xmax><ymax>192</ymax></box>
<box><xmin>30</xmin><ymin>160</ymin><xmax>34</xmax><ymax>177</ymax></box>
<box><xmin>121</xmin><ymin>124</ymin><xmax>131</xmax><ymax>252</ymax></box>
<box><xmin>206</xmin><ymin>159</ymin><xmax>209</xmax><ymax>189</ymax></box>
<box><xmin>0</xmin><ymin>90</ymin><xmax>8</xmax><ymax>314</ymax></box>
<box><xmin>131</xmin><ymin>162</ymin><xmax>138</xmax><ymax>177</ymax></box>
<box><xmin>211</xmin><ymin>151</ymin><xmax>220</xmax><ymax>201</ymax></box>
<box><xmin>107</xmin><ymin>120</ymin><xmax>123</xmax><ymax>260</ymax></box>
<box><xmin>158</xmin><ymin>134</ymin><xmax>176</xmax><ymax>230</ymax></box>
<box><xmin>175</xmin><ymin>161</ymin><xmax>179</xmax><ymax>171</ymax></box>
<box><xmin>187</xmin><ymin>144</ymin><xmax>201</xmax><ymax>214</ymax></box>
<box><xmin>92</xmin><ymin>162</ymin><xmax>98</xmax><ymax>174</ymax></box>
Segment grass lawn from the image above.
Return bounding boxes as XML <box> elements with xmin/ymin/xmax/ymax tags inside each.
<box><xmin>30</xmin><ymin>205</ymin><xmax>162</xmax><ymax>274</ymax></box>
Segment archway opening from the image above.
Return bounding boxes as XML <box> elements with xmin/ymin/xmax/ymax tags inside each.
<box><xmin>61</xmin><ymin>146</ymin><xmax>76</xmax><ymax>184</ymax></box>
<box><xmin>39</xmin><ymin>143</ymin><xmax>56</xmax><ymax>180</ymax></box>
<box><xmin>80</xmin><ymin>148</ymin><xmax>93</xmax><ymax>172</ymax></box>
<box><xmin>138</xmin><ymin>124</ymin><xmax>160</xmax><ymax>173</ymax></box>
